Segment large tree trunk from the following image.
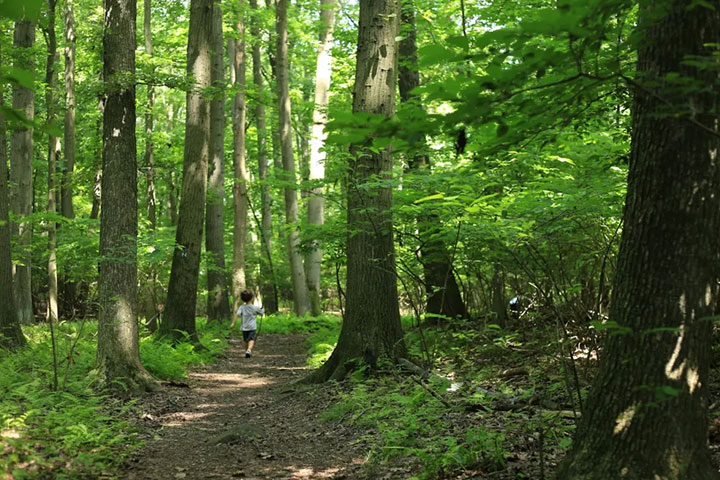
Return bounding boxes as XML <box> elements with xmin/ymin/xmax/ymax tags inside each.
<box><xmin>556</xmin><ymin>3</ymin><xmax>720</xmax><ymax>479</ymax></box>
<box><xmin>249</xmin><ymin>0</ymin><xmax>277</xmax><ymax>313</ymax></box>
<box><xmin>45</xmin><ymin>0</ymin><xmax>60</xmax><ymax>324</ymax></box>
<box><xmin>59</xmin><ymin>0</ymin><xmax>77</xmax><ymax>318</ymax></box>
<box><xmin>310</xmin><ymin>0</ymin><xmax>405</xmax><ymax>382</ymax></box>
<box><xmin>276</xmin><ymin>0</ymin><xmax>311</xmax><ymax>316</ymax></box>
<box><xmin>144</xmin><ymin>0</ymin><xmax>157</xmax><ymax>229</ymax></box>
<box><xmin>10</xmin><ymin>20</ymin><xmax>35</xmax><ymax>325</ymax></box>
<box><xmin>61</xmin><ymin>0</ymin><xmax>75</xmax><ymax>220</ymax></box>
<box><xmin>231</xmin><ymin>0</ymin><xmax>249</xmax><ymax>314</ymax></box>
<box><xmin>97</xmin><ymin>0</ymin><xmax>154</xmax><ymax>391</ymax></box>
<box><xmin>205</xmin><ymin>0</ymin><xmax>232</xmax><ymax>321</ymax></box>
<box><xmin>305</xmin><ymin>0</ymin><xmax>336</xmax><ymax>317</ymax></box>
<box><xmin>0</xmin><ymin>41</ymin><xmax>26</xmax><ymax>350</ymax></box>
<box><xmin>162</xmin><ymin>0</ymin><xmax>214</xmax><ymax>340</ymax></box>
<box><xmin>398</xmin><ymin>2</ymin><xmax>466</xmax><ymax>321</ymax></box>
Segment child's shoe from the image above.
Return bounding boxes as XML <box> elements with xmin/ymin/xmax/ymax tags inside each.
<box><xmin>245</xmin><ymin>349</ymin><xmax>252</xmax><ymax>358</ymax></box>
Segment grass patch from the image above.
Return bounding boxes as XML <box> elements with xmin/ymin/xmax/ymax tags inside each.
<box><xmin>0</xmin><ymin>318</ymin><xmax>227</xmax><ymax>479</ymax></box>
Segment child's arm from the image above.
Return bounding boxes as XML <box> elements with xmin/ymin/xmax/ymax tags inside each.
<box><xmin>229</xmin><ymin>312</ymin><xmax>239</xmax><ymax>329</ymax></box>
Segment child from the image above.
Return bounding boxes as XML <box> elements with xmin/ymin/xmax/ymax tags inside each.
<box><xmin>230</xmin><ymin>289</ymin><xmax>264</xmax><ymax>358</ymax></box>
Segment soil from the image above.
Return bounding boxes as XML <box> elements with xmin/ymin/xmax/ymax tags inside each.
<box><xmin>120</xmin><ymin>334</ymin><xmax>370</xmax><ymax>480</ymax></box>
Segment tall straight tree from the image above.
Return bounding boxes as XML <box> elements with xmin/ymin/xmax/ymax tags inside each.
<box><xmin>10</xmin><ymin>19</ymin><xmax>35</xmax><ymax>325</ymax></box>
<box><xmin>305</xmin><ymin>0</ymin><xmax>336</xmax><ymax>317</ymax></box>
<box><xmin>97</xmin><ymin>0</ymin><xmax>154</xmax><ymax>391</ymax></box>
<box><xmin>205</xmin><ymin>0</ymin><xmax>232</xmax><ymax>321</ymax></box>
<box><xmin>310</xmin><ymin>0</ymin><xmax>405</xmax><ymax>382</ymax></box>
<box><xmin>0</xmin><ymin>41</ymin><xmax>26</xmax><ymax>350</ymax></box>
<box><xmin>162</xmin><ymin>0</ymin><xmax>214</xmax><ymax>339</ymax></box>
<box><xmin>143</xmin><ymin>0</ymin><xmax>157</xmax><ymax>229</ymax></box>
<box><xmin>250</xmin><ymin>0</ymin><xmax>277</xmax><ymax>313</ymax></box>
<box><xmin>231</xmin><ymin>0</ymin><xmax>249</xmax><ymax>313</ymax></box>
<box><xmin>398</xmin><ymin>1</ymin><xmax>466</xmax><ymax>321</ymax></box>
<box><xmin>557</xmin><ymin>1</ymin><xmax>720</xmax><ymax>478</ymax></box>
<box><xmin>44</xmin><ymin>0</ymin><xmax>60</xmax><ymax>324</ymax></box>
<box><xmin>61</xmin><ymin>0</ymin><xmax>75</xmax><ymax>220</ymax></box>
<box><xmin>276</xmin><ymin>0</ymin><xmax>310</xmax><ymax>316</ymax></box>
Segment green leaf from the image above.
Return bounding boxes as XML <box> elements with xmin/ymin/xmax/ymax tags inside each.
<box><xmin>415</xmin><ymin>193</ymin><xmax>444</xmax><ymax>204</ymax></box>
<box><xmin>0</xmin><ymin>0</ymin><xmax>42</xmax><ymax>21</ymax></box>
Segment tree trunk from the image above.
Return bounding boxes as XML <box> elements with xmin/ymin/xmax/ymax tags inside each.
<box><xmin>490</xmin><ymin>264</ymin><xmax>506</xmax><ymax>327</ymax></box>
<box><xmin>61</xmin><ymin>0</ymin><xmax>75</xmax><ymax>220</ymax></box>
<box><xmin>97</xmin><ymin>0</ymin><xmax>155</xmax><ymax>392</ymax></box>
<box><xmin>232</xmin><ymin>0</ymin><xmax>249</xmax><ymax>314</ymax></box>
<box><xmin>305</xmin><ymin>0</ymin><xmax>336</xmax><ymax>317</ymax></box>
<box><xmin>556</xmin><ymin>3</ymin><xmax>720</xmax><ymax>479</ymax></box>
<box><xmin>398</xmin><ymin>1</ymin><xmax>467</xmax><ymax>321</ymax></box>
<box><xmin>205</xmin><ymin>0</ymin><xmax>232</xmax><ymax>321</ymax></box>
<box><xmin>276</xmin><ymin>0</ymin><xmax>311</xmax><ymax>316</ymax></box>
<box><xmin>144</xmin><ymin>0</ymin><xmax>157</xmax><ymax>229</ymax></box>
<box><xmin>59</xmin><ymin>0</ymin><xmax>77</xmax><ymax>318</ymax></box>
<box><xmin>0</xmin><ymin>41</ymin><xmax>26</xmax><ymax>350</ymax></box>
<box><xmin>45</xmin><ymin>0</ymin><xmax>60</xmax><ymax>324</ymax></box>
<box><xmin>250</xmin><ymin>0</ymin><xmax>277</xmax><ymax>313</ymax></box>
<box><xmin>10</xmin><ymin>20</ymin><xmax>35</xmax><ymax>325</ymax></box>
<box><xmin>309</xmin><ymin>0</ymin><xmax>405</xmax><ymax>382</ymax></box>
<box><xmin>162</xmin><ymin>0</ymin><xmax>214</xmax><ymax>340</ymax></box>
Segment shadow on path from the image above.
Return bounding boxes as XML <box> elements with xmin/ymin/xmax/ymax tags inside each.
<box><xmin>121</xmin><ymin>334</ymin><xmax>365</xmax><ymax>480</ymax></box>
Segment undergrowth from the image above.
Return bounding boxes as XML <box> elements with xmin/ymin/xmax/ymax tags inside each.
<box><xmin>315</xmin><ymin>318</ymin><xmax>580</xmax><ymax>479</ymax></box>
<box><xmin>0</xmin><ymin>318</ymin><xmax>227</xmax><ymax>479</ymax></box>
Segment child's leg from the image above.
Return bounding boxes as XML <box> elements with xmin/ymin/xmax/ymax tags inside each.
<box><xmin>247</xmin><ymin>339</ymin><xmax>255</xmax><ymax>351</ymax></box>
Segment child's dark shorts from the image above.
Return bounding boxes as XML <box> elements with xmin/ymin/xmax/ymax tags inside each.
<box><xmin>242</xmin><ymin>330</ymin><xmax>257</xmax><ymax>342</ymax></box>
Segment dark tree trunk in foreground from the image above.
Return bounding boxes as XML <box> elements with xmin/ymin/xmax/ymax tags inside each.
<box><xmin>310</xmin><ymin>0</ymin><xmax>406</xmax><ymax>382</ymax></box>
<box><xmin>97</xmin><ymin>0</ymin><xmax>155</xmax><ymax>391</ymax></box>
<box><xmin>398</xmin><ymin>2</ymin><xmax>466</xmax><ymax>322</ymax></box>
<box><xmin>556</xmin><ymin>3</ymin><xmax>720</xmax><ymax>479</ymax></box>
<box><xmin>276</xmin><ymin>0</ymin><xmax>311</xmax><ymax>316</ymax></box>
<box><xmin>205</xmin><ymin>0</ymin><xmax>232</xmax><ymax>321</ymax></box>
<box><xmin>10</xmin><ymin>20</ymin><xmax>35</xmax><ymax>325</ymax></box>
<box><xmin>162</xmin><ymin>0</ymin><xmax>213</xmax><ymax>340</ymax></box>
<box><xmin>249</xmin><ymin>0</ymin><xmax>277</xmax><ymax>313</ymax></box>
<box><xmin>0</xmin><ymin>41</ymin><xmax>26</xmax><ymax>350</ymax></box>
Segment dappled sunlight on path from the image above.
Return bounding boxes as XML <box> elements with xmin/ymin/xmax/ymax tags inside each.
<box><xmin>121</xmin><ymin>334</ymin><xmax>365</xmax><ymax>480</ymax></box>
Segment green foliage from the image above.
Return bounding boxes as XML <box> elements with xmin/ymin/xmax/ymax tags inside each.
<box><xmin>322</xmin><ymin>376</ymin><xmax>506</xmax><ymax>479</ymax></box>
<box><xmin>0</xmin><ymin>319</ymin><xmax>228</xmax><ymax>478</ymax></box>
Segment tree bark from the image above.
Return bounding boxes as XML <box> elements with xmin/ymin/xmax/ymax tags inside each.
<box><xmin>0</xmin><ymin>41</ymin><xmax>26</xmax><ymax>350</ymax></box>
<box><xmin>10</xmin><ymin>20</ymin><xmax>35</xmax><ymax>325</ymax></box>
<box><xmin>276</xmin><ymin>0</ymin><xmax>311</xmax><ymax>316</ymax></box>
<box><xmin>232</xmin><ymin>0</ymin><xmax>249</xmax><ymax>314</ymax></box>
<box><xmin>398</xmin><ymin>1</ymin><xmax>466</xmax><ymax>321</ymax></box>
<box><xmin>305</xmin><ymin>0</ymin><xmax>336</xmax><ymax>317</ymax></box>
<box><xmin>309</xmin><ymin>0</ymin><xmax>405</xmax><ymax>382</ymax></box>
<box><xmin>144</xmin><ymin>0</ymin><xmax>157</xmax><ymax>229</ymax></box>
<box><xmin>556</xmin><ymin>2</ymin><xmax>720</xmax><ymax>479</ymax></box>
<box><xmin>61</xmin><ymin>0</ymin><xmax>75</xmax><ymax>220</ymax></box>
<box><xmin>45</xmin><ymin>0</ymin><xmax>60</xmax><ymax>324</ymax></box>
<box><xmin>59</xmin><ymin>0</ymin><xmax>78</xmax><ymax>318</ymax></box>
<box><xmin>162</xmin><ymin>0</ymin><xmax>214</xmax><ymax>340</ymax></box>
<box><xmin>250</xmin><ymin>0</ymin><xmax>277</xmax><ymax>313</ymax></box>
<box><xmin>205</xmin><ymin>0</ymin><xmax>232</xmax><ymax>321</ymax></box>
<box><xmin>97</xmin><ymin>0</ymin><xmax>155</xmax><ymax>391</ymax></box>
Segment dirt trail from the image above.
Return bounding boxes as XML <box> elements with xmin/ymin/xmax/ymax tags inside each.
<box><xmin>121</xmin><ymin>334</ymin><xmax>366</xmax><ymax>480</ymax></box>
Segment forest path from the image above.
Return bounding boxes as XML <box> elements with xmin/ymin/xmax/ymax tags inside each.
<box><xmin>121</xmin><ymin>334</ymin><xmax>365</xmax><ymax>480</ymax></box>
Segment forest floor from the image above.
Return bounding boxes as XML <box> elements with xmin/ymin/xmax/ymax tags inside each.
<box><xmin>120</xmin><ymin>333</ymin><xmax>375</xmax><ymax>480</ymax></box>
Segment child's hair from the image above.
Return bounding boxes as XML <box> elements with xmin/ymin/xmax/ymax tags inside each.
<box><xmin>240</xmin><ymin>289</ymin><xmax>254</xmax><ymax>303</ymax></box>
